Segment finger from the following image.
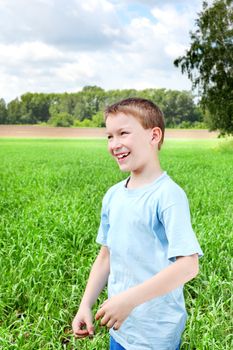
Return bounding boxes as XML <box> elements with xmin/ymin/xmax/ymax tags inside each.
<box><xmin>113</xmin><ymin>321</ymin><xmax>121</xmax><ymax>331</ymax></box>
<box><xmin>74</xmin><ymin>329</ymin><xmax>89</xmax><ymax>338</ymax></box>
<box><xmin>95</xmin><ymin>308</ymin><xmax>105</xmax><ymax>320</ymax></box>
<box><xmin>100</xmin><ymin>314</ymin><xmax>111</xmax><ymax>326</ymax></box>
<box><xmin>74</xmin><ymin>333</ymin><xmax>89</xmax><ymax>339</ymax></box>
<box><xmin>72</xmin><ymin>321</ymin><xmax>85</xmax><ymax>333</ymax></box>
<box><xmin>86</xmin><ymin>323</ymin><xmax>94</xmax><ymax>336</ymax></box>
<box><xmin>72</xmin><ymin>326</ymin><xmax>85</xmax><ymax>335</ymax></box>
<box><xmin>74</xmin><ymin>333</ymin><xmax>88</xmax><ymax>339</ymax></box>
<box><xmin>74</xmin><ymin>329</ymin><xmax>89</xmax><ymax>335</ymax></box>
<box><xmin>106</xmin><ymin>318</ymin><xmax>117</xmax><ymax>329</ymax></box>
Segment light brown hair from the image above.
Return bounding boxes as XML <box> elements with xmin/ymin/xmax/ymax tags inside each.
<box><xmin>104</xmin><ymin>97</ymin><xmax>165</xmax><ymax>149</ymax></box>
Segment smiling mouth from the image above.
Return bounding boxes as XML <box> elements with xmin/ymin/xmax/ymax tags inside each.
<box><xmin>115</xmin><ymin>152</ymin><xmax>130</xmax><ymax>160</ymax></box>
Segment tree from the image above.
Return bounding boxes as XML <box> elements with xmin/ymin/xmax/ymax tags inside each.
<box><xmin>0</xmin><ymin>98</ymin><xmax>7</xmax><ymax>124</ymax></box>
<box><xmin>162</xmin><ymin>90</ymin><xmax>202</xmax><ymax>127</ymax></box>
<box><xmin>7</xmin><ymin>98</ymin><xmax>22</xmax><ymax>124</ymax></box>
<box><xmin>49</xmin><ymin>93</ymin><xmax>76</xmax><ymax>117</ymax></box>
<box><xmin>20</xmin><ymin>93</ymin><xmax>51</xmax><ymax>124</ymax></box>
<box><xmin>174</xmin><ymin>0</ymin><xmax>233</xmax><ymax>135</ymax></box>
<box><xmin>4</xmin><ymin>87</ymin><xmax>204</xmax><ymax>127</ymax></box>
<box><xmin>48</xmin><ymin>112</ymin><xmax>74</xmax><ymax>127</ymax></box>
<box><xmin>73</xmin><ymin>86</ymin><xmax>105</xmax><ymax>121</ymax></box>
<box><xmin>92</xmin><ymin>111</ymin><xmax>105</xmax><ymax>127</ymax></box>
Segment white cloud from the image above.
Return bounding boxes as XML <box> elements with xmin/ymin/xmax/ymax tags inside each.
<box><xmin>0</xmin><ymin>0</ymin><xmax>121</xmax><ymax>49</ymax></box>
<box><xmin>80</xmin><ymin>0</ymin><xmax>114</xmax><ymax>13</ymax></box>
<box><xmin>55</xmin><ymin>55</ymin><xmax>96</xmax><ymax>82</ymax></box>
<box><xmin>0</xmin><ymin>42</ymin><xmax>63</xmax><ymax>64</ymax></box>
<box><xmin>165</xmin><ymin>43</ymin><xmax>188</xmax><ymax>59</ymax></box>
<box><xmin>0</xmin><ymin>0</ymin><xmax>203</xmax><ymax>102</ymax></box>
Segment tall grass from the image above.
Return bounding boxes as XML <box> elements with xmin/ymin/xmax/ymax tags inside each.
<box><xmin>0</xmin><ymin>138</ymin><xmax>232</xmax><ymax>349</ymax></box>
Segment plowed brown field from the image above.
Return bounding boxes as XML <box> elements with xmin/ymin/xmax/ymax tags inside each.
<box><xmin>0</xmin><ymin>125</ymin><xmax>218</xmax><ymax>139</ymax></box>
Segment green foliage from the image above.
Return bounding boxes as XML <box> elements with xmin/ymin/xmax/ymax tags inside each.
<box><xmin>49</xmin><ymin>93</ymin><xmax>76</xmax><ymax>118</ymax></box>
<box><xmin>7</xmin><ymin>98</ymin><xmax>22</xmax><ymax>124</ymax></box>
<box><xmin>0</xmin><ymin>98</ymin><xmax>7</xmax><ymax>124</ymax></box>
<box><xmin>73</xmin><ymin>111</ymin><xmax>104</xmax><ymax>127</ymax></box>
<box><xmin>178</xmin><ymin>121</ymin><xmax>207</xmax><ymax>129</ymax></box>
<box><xmin>4</xmin><ymin>86</ymin><xmax>204</xmax><ymax>128</ymax></box>
<box><xmin>20</xmin><ymin>93</ymin><xmax>51</xmax><ymax>124</ymax></box>
<box><xmin>48</xmin><ymin>112</ymin><xmax>74</xmax><ymax>127</ymax></box>
<box><xmin>162</xmin><ymin>90</ymin><xmax>203</xmax><ymax>127</ymax></box>
<box><xmin>74</xmin><ymin>119</ymin><xmax>93</xmax><ymax>127</ymax></box>
<box><xmin>174</xmin><ymin>0</ymin><xmax>233</xmax><ymax>135</ymax></box>
<box><xmin>92</xmin><ymin>111</ymin><xmax>105</xmax><ymax>127</ymax></box>
<box><xmin>0</xmin><ymin>138</ymin><xmax>232</xmax><ymax>349</ymax></box>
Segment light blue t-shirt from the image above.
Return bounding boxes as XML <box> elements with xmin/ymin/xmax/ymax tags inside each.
<box><xmin>96</xmin><ymin>172</ymin><xmax>203</xmax><ymax>350</ymax></box>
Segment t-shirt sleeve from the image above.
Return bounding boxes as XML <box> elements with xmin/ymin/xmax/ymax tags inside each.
<box><xmin>96</xmin><ymin>195</ymin><xmax>109</xmax><ymax>246</ymax></box>
<box><xmin>159</xmin><ymin>186</ymin><xmax>203</xmax><ymax>261</ymax></box>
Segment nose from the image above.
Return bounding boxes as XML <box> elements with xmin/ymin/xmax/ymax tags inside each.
<box><xmin>109</xmin><ymin>137</ymin><xmax>122</xmax><ymax>151</ymax></box>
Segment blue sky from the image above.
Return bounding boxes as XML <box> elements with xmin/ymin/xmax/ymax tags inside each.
<box><xmin>0</xmin><ymin>0</ymin><xmax>202</xmax><ymax>102</ymax></box>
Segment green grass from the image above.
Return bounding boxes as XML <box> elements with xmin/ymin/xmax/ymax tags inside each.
<box><xmin>0</xmin><ymin>138</ymin><xmax>232</xmax><ymax>350</ymax></box>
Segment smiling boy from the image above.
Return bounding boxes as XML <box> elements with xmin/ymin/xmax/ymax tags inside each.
<box><xmin>72</xmin><ymin>98</ymin><xmax>203</xmax><ymax>350</ymax></box>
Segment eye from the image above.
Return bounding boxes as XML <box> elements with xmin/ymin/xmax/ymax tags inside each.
<box><xmin>107</xmin><ymin>135</ymin><xmax>113</xmax><ymax>140</ymax></box>
<box><xmin>121</xmin><ymin>131</ymin><xmax>128</xmax><ymax>136</ymax></box>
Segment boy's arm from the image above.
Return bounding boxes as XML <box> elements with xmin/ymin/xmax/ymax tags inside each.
<box><xmin>95</xmin><ymin>253</ymin><xmax>198</xmax><ymax>330</ymax></box>
<box><xmin>72</xmin><ymin>246</ymin><xmax>110</xmax><ymax>337</ymax></box>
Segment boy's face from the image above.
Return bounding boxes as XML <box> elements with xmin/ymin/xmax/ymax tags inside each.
<box><xmin>106</xmin><ymin>112</ymin><xmax>156</xmax><ymax>174</ymax></box>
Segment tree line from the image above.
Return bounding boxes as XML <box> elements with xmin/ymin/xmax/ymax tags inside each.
<box><xmin>0</xmin><ymin>86</ymin><xmax>204</xmax><ymax>128</ymax></box>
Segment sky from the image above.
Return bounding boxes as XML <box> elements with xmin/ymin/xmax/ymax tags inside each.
<box><xmin>0</xmin><ymin>0</ymin><xmax>203</xmax><ymax>102</ymax></box>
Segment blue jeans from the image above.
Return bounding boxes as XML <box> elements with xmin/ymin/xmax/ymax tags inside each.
<box><xmin>110</xmin><ymin>336</ymin><xmax>181</xmax><ymax>350</ymax></box>
<box><xmin>110</xmin><ymin>337</ymin><xmax>125</xmax><ymax>350</ymax></box>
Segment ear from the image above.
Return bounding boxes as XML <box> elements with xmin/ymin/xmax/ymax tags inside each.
<box><xmin>150</xmin><ymin>127</ymin><xmax>162</xmax><ymax>147</ymax></box>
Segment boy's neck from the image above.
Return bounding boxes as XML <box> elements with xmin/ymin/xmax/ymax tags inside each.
<box><xmin>127</xmin><ymin>165</ymin><xmax>163</xmax><ymax>189</ymax></box>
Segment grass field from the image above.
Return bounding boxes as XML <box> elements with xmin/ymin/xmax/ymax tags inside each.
<box><xmin>0</xmin><ymin>138</ymin><xmax>232</xmax><ymax>349</ymax></box>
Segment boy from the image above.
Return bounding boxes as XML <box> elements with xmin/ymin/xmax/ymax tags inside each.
<box><xmin>72</xmin><ymin>98</ymin><xmax>203</xmax><ymax>350</ymax></box>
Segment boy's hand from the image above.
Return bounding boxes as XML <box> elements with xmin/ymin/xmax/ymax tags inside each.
<box><xmin>95</xmin><ymin>293</ymin><xmax>134</xmax><ymax>331</ymax></box>
<box><xmin>72</xmin><ymin>306</ymin><xmax>94</xmax><ymax>338</ymax></box>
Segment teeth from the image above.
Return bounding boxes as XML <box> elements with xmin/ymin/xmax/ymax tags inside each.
<box><xmin>116</xmin><ymin>152</ymin><xmax>129</xmax><ymax>159</ymax></box>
